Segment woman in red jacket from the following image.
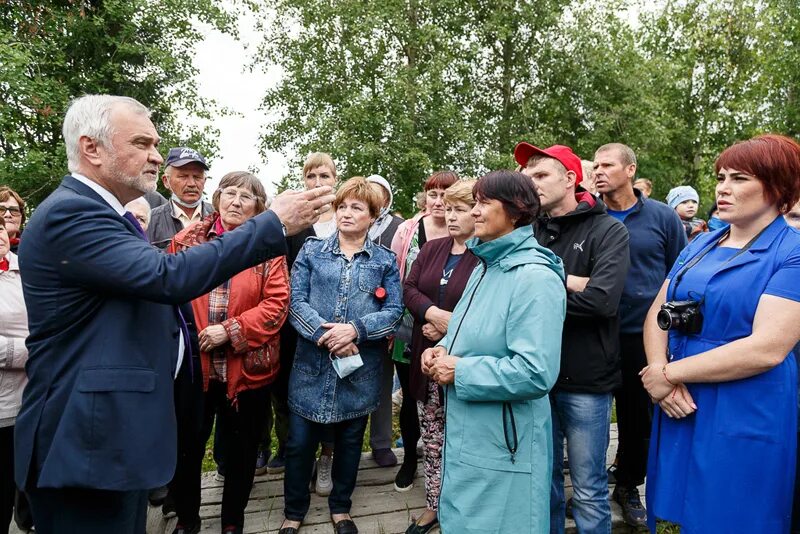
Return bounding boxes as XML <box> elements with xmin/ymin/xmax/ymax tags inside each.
<box><xmin>401</xmin><ymin>180</ymin><xmax>479</xmax><ymax>534</ymax></box>
<box><xmin>169</xmin><ymin>171</ymin><xmax>290</xmax><ymax>534</ymax></box>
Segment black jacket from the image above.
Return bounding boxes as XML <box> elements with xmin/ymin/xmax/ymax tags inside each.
<box><xmin>146</xmin><ymin>200</ymin><xmax>214</xmax><ymax>249</ymax></box>
<box><xmin>534</xmin><ymin>192</ymin><xmax>630</xmax><ymax>393</ymax></box>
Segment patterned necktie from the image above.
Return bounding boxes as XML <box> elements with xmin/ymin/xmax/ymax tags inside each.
<box><xmin>123</xmin><ymin>210</ymin><xmax>194</xmax><ymax>379</ymax></box>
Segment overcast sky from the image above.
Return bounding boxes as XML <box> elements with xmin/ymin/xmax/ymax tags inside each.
<box><xmin>187</xmin><ymin>12</ymin><xmax>289</xmax><ymax>199</ymax></box>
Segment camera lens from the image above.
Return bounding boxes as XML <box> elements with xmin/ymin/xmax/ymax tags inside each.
<box><xmin>657</xmin><ymin>309</ymin><xmax>677</xmax><ymax>331</ymax></box>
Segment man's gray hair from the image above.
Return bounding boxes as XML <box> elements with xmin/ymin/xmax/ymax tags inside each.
<box><xmin>123</xmin><ymin>197</ymin><xmax>152</xmax><ymax>225</ymax></box>
<box><xmin>63</xmin><ymin>95</ymin><xmax>151</xmax><ymax>173</ymax></box>
<box><xmin>595</xmin><ymin>143</ymin><xmax>637</xmax><ymax>167</ymax></box>
<box><xmin>162</xmin><ymin>164</ymin><xmax>206</xmax><ymax>179</ymax></box>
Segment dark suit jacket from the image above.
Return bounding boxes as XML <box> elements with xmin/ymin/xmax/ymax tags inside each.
<box><xmin>15</xmin><ymin>175</ymin><xmax>287</xmax><ymax>491</ymax></box>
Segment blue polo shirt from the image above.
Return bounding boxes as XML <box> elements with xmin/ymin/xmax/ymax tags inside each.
<box><xmin>605</xmin><ymin>189</ymin><xmax>687</xmax><ymax>334</ymax></box>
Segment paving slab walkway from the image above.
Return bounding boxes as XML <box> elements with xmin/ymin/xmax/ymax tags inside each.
<box><xmin>143</xmin><ymin>424</ymin><xmax>645</xmax><ymax>534</ymax></box>
<box><xmin>10</xmin><ymin>424</ymin><xmax>645</xmax><ymax>533</ymax></box>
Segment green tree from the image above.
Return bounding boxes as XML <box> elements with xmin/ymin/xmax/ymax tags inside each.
<box><xmin>635</xmin><ymin>0</ymin><xmax>765</xmax><ymax>201</ymax></box>
<box><xmin>256</xmin><ymin>0</ymin><xmax>492</xmax><ymax>215</ymax></box>
<box><xmin>257</xmin><ymin>0</ymin><xmax>800</xmax><ymax>212</ymax></box>
<box><xmin>758</xmin><ymin>0</ymin><xmax>800</xmax><ymax>137</ymax></box>
<box><xmin>0</xmin><ymin>0</ymin><xmax>244</xmax><ymax>206</ymax></box>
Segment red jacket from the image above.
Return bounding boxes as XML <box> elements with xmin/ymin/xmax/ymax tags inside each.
<box><xmin>169</xmin><ymin>213</ymin><xmax>290</xmax><ymax>400</ymax></box>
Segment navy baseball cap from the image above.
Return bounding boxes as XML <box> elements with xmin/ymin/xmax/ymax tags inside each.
<box><xmin>164</xmin><ymin>147</ymin><xmax>209</xmax><ymax>170</ymax></box>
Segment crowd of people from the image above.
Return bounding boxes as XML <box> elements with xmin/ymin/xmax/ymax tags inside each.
<box><xmin>1</xmin><ymin>93</ymin><xmax>800</xmax><ymax>534</ymax></box>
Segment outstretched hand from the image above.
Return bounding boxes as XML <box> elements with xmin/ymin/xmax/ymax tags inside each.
<box><xmin>270</xmin><ymin>186</ymin><xmax>336</xmax><ymax>236</ymax></box>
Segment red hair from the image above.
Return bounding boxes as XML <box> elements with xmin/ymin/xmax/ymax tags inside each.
<box><xmin>714</xmin><ymin>134</ymin><xmax>800</xmax><ymax>212</ymax></box>
<box><xmin>424</xmin><ymin>170</ymin><xmax>458</xmax><ymax>191</ymax></box>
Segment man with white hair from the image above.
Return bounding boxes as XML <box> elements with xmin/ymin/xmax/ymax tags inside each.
<box><xmin>147</xmin><ymin>147</ymin><xmax>214</xmax><ymax>249</ymax></box>
<box><xmin>124</xmin><ymin>196</ymin><xmax>152</xmax><ymax>231</ymax></box>
<box><xmin>14</xmin><ymin>94</ymin><xmax>334</xmax><ymax>533</ymax></box>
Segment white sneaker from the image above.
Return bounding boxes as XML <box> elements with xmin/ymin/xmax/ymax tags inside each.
<box><xmin>316</xmin><ymin>454</ymin><xmax>333</xmax><ymax>496</ymax></box>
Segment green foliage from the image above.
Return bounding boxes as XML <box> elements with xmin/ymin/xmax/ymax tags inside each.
<box><xmin>255</xmin><ymin>0</ymin><xmax>800</xmax><ymax>214</ymax></box>
<box><xmin>0</xmin><ymin>0</ymin><xmax>246</xmax><ymax>205</ymax></box>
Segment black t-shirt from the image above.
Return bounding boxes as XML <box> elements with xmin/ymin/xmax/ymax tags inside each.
<box><xmin>438</xmin><ymin>253</ymin><xmax>463</xmax><ymax>304</ymax></box>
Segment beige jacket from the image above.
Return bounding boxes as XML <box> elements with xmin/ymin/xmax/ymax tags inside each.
<box><xmin>0</xmin><ymin>252</ymin><xmax>29</xmax><ymax>427</ymax></box>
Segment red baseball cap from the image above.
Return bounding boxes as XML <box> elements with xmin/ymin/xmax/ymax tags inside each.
<box><xmin>514</xmin><ymin>142</ymin><xmax>583</xmax><ymax>186</ymax></box>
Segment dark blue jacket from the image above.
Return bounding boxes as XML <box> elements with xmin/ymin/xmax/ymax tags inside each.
<box><xmin>15</xmin><ymin>175</ymin><xmax>287</xmax><ymax>491</ymax></box>
<box><xmin>612</xmin><ymin>189</ymin><xmax>687</xmax><ymax>334</ymax></box>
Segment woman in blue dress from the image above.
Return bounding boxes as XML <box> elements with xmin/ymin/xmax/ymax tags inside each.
<box><xmin>641</xmin><ymin>134</ymin><xmax>800</xmax><ymax>533</ymax></box>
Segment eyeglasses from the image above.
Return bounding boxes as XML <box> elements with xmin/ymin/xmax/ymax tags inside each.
<box><xmin>219</xmin><ymin>188</ymin><xmax>259</xmax><ymax>205</ymax></box>
<box><xmin>0</xmin><ymin>206</ymin><xmax>22</xmax><ymax>217</ymax></box>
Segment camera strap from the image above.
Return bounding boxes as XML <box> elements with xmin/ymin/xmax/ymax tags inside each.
<box><xmin>670</xmin><ymin>224</ymin><xmax>769</xmax><ymax>300</ymax></box>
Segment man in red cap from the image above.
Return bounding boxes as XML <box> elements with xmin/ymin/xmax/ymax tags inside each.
<box><xmin>515</xmin><ymin>142</ymin><xmax>631</xmax><ymax>534</ymax></box>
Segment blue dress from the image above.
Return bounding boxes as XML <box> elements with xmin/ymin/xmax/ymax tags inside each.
<box><xmin>646</xmin><ymin>216</ymin><xmax>800</xmax><ymax>533</ymax></box>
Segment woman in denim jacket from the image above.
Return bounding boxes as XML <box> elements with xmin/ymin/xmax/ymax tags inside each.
<box><xmin>280</xmin><ymin>177</ymin><xmax>403</xmax><ymax>534</ymax></box>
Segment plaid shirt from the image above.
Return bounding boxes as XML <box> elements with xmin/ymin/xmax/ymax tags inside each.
<box><xmin>207</xmin><ymin>278</ymin><xmax>231</xmax><ymax>382</ymax></box>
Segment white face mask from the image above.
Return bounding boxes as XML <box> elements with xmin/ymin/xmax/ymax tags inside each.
<box><xmin>330</xmin><ymin>353</ymin><xmax>364</xmax><ymax>379</ymax></box>
<box><xmin>171</xmin><ymin>193</ymin><xmax>202</xmax><ymax>209</ymax></box>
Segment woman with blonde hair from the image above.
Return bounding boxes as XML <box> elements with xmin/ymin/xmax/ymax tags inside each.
<box><xmin>401</xmin><ymin>180</ymin><xmax>479</xmax><ymax>533</ymax></box>
<box><xmin>390</xmin><ymin>170</ymin><xmax>458</xmax><ymax>492</ymax></box>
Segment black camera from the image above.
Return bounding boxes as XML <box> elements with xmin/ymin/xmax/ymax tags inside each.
<box><xmin>657</xmin><ymin>300</ymin><xmax>703</xmax><ymax>334</ymax></box>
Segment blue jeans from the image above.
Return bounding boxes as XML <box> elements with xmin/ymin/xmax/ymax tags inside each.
<box><xmin>284</xmin><ymin>412</ymin><xmax>368</xmax><ymax>520</ymax></box>
<box><xmin>550</xmin><ymin>391</ymin><xmax>612</xmax><ymax>534</ymax></box>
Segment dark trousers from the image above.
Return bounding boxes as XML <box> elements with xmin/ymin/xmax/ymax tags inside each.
<box><xmin>178</xmin><ymin>380</ymin><xmax>270</xmax><ymax>530</ymax></box>
<box><xmin>27</xmin><ymin>487</ymin><xmax>147</xmax><ymax>534</ymax></box>
<box><xmin>260</xmin><ymin>349</ymin><xmax>293</xmax><ymax>454</ymax></box>
<box><xmin>284</xmin><ymin>413</ymin><xmax>368</xmax><ymax>520</ymax></box>
<box><xmin>1</xmin><ymin>426</ymin><xmax>14</xmax><ymax>533</ymax></box>
<box><xmin>613</xmin><ymin>333</ymin><xmax>652</xmax><ymax>488</ymax></box>
<box><xmin>168</xmin><ymin>356</ymin><xmax>204</xmax><ymax>526</ymax></box>
<box><xmin>261</xmin><ymin>344</ymin><xmax>294</xmax><ymax>451</ymax></box>
<box><xmin>368</xmin><ymin>352</ymin><xmax>395</xmax><ymax>450</ymax></box>
<box><xmin>395</xmin><ymin>360</ymin><xmax>421</xmax><ymax>464</ymax></box>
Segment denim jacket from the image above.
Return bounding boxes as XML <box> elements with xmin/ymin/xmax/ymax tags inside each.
<box><xmin>289</xmin><ymin>232</ymin><xmax>403</xmax><ymax>423</ymax></box>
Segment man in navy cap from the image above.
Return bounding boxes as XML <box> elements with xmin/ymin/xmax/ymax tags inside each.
<box><xmin>147</xmin><ymin>147</ymin><xmax>214</xmax><ymax>248</ymax></box>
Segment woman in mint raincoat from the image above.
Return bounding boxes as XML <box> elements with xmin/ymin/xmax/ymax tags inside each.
<box><xmin>423</xmin><ymin>171</ymin><xmax>567</xmax><ymax>533</ymax></box>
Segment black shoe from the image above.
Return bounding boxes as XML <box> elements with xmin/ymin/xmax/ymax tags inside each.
<box><xmin>612</xmin><ymin>485</ymin><xmax>647</xmax><ymax>527</ymax></box>
<box><xmin>162</xmin><ymin>493</ymin><xmax>176</xmax><ymax>519</ymax></box>
<box><xmin>148</xmin><ymin>485</ymin><xmax>168</xmax><ymax>506</ymax></box>
<box><xmin>332</xmin><ymin>518</ymin><xmax>358</xmax><ymax>534</ymax></box>
<box><xmin>267</xmin><ymin>446</ymin><xmax>287</xmax><ymax>474</ymax></box>
<box><xmin>172</xmin><ymin>523</ymin><xmax>201</xmax><ymax>534</ymax></box>
<box><xmin>405</xmin><ymin>517</ymin><xmax>439</xmax><ymax>534</ymax></box>
<box><xmin>278</xmin><ymin>523</ymin><xmax>300</xmax><ymax>534</ymax></box>
<box><xmin>393</xmin><ymin>457</ymin><xmax>417</xmax><ymax>492</ymax></box>
<box><xmin>371</xmin><ymin>447</ymin><xmax>398</xmax><ymax>467</ymax></box>
<box><xmin>565</xmin><ymin>497</ymin><xmax>573</xmax><ymax>519</ymax></box>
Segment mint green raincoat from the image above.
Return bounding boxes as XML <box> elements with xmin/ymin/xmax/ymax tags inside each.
<box><xmin>438</xmin><ymin>225</ymin><xmax>566</xmax><ymax>533</ymax></box>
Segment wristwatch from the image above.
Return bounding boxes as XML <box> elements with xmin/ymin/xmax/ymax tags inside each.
<box><xmin>280</xmin><ymin>222</ymin><xmax>288</xmax><ymax>236</ymax></box>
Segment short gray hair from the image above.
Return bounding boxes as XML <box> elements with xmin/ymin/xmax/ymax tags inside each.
<box><xmin>63</xmin><ymin>95</ymin><xmax>151</xmax><ymax>173</ymax></box>
<box><xmin>123</xmin><ymin>196</ymin><xmax>151</xmax><ymax>225</ymax></box>
<box><xmin>595</xmin><ymin>143</ymin><xmax>637</xmax><ymax>167</ymax></box>
<box><xmin>162</xmin><ymin>164</ymin><xmax>206</xmax><ymax>180</ymax></box>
